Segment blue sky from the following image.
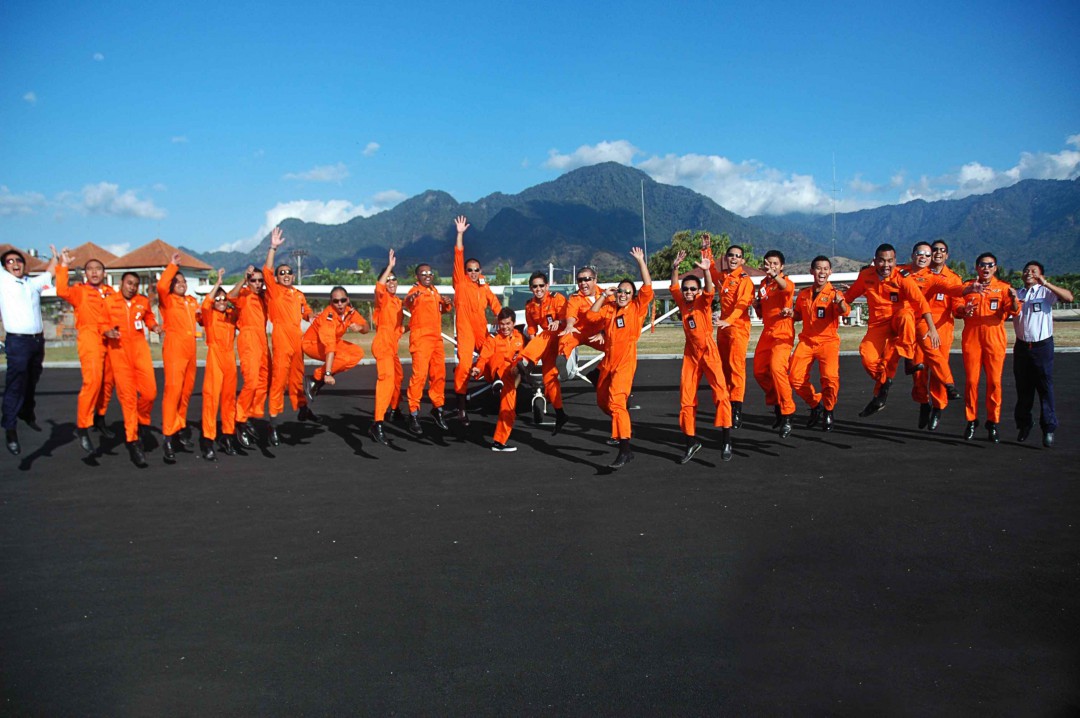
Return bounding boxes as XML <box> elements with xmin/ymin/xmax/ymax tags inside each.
<box><xmin>2</xmin><ymin>0</ymin><xmax>1078</xmax><ymax>256</ymax></box>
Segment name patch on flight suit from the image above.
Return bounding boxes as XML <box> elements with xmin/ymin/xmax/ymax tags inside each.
<box><xmin>615</xmin><ymin>316</ymin><xmax>625</xmax><ymax>329</ymax></box>
<box><xmin>1033</xmin><ymin>302</ymin><xmax>1043</xmax><ymax>313</ymax></box>
<box><xmin>478</xmin><ymin>277</ymin><xmax>486</xmax><ymax>285</ymax></box>
<box><xmin>546</xmin><ymin>314</ymin><xmax>553</xmax><ymax>324</ymax></box>
<box><xmin>890</xmin><ymin>292</ymin><xmax>899</xmax><ymax>303</ymax></box>
<box><xmin>989</xmin><ymin>300</ymin><xmax>999</xmax><ymax>310</ymax></box>
<box><xmin>687</xmin><ymin>317</ymin><xmax>697</xmax><ymax>330</ymax></box>
<box><xmin>816</xmin><ymin>307</ymin><xmax>826</xmax><ymax>319</ymax></box>
<box><xmin>936</xmin><ymin>293</ymin><xmax>945</xmax><ymax>301</ymax></box>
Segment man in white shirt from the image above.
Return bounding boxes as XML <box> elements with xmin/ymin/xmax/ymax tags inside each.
<box><xmin>1012</xmin><ymin>260</ymin><xmax>1074</xmax><ymax>448</ymax></box>
<box><xmin>0</xmin><ymin>247</ymin><xmax>58</xmax><ymax>455</ymax></box>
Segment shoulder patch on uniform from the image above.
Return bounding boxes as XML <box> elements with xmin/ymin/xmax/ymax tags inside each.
<box><xmin>898</xmin><ymin>268</ymin><xmax>910</xmax><ymax>277</ymax></box>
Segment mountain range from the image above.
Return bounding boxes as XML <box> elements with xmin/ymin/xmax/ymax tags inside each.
<box><xmin>187</xmin><ymin>163</ymin><xmax>1080</xmax><ymax>276</ymax></box>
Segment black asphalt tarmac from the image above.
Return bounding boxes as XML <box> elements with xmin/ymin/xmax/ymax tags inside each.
<box><xmin>2</xmin><ymin>356</ymin><xmax>1078</xmax><ymax>716</ymax></box>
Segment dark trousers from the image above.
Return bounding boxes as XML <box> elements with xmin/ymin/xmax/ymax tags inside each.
<box><xmin>1013</xmin><ymin>337</ymin><xmax>1056</xmax><ymax>433</ymax></box>
<box><xmin>2</xmin><ymin>333</ymin><xmax>45</xmax><ymax>430</ymax></box>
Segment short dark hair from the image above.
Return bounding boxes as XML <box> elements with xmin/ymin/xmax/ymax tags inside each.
<box><xmin>931</xmin><ymin>239</ymin><xmax>949</xmax><ymax>252</ymax></box>
<box><xmin>84</xmin><ymin>258</ymin><xmax>105</xmax><ymax>272</ymax></box>
<box><xmin>1</xmin><ymin>249</ymin><xmax>25</xmax><ymax>266</ymax></box>
<box><xmin>496</xmin><ymin>307</ymin><xmax>516</xmax><ymax>323</ymax></box>
<box><xmin>415</xmin><ymin>263</ymin><xmax>431</xmax><ymax>276</ymax></box>
<box><xmin>618</xmin><ymin>278</ymin><xmax>637</xmax><ymax>298</ymax></box>
<box><xmin>912</xmin><ymin>241</ymin><xmax>932</xmax><ymax>254</ymax></box>
<box><xmin>811</xmin><ymin>255</ymin><xmax>831</xmax><ymax>269</ymax></box>
<box><xmin>529</xmin><ymin>270</ymin><xmax>547</xmax><ymax>285</ymax></box>
<box><xmin>121</xmin><ymin>271</ymin><xmax>140</xmax><ymax>285</ymax></box>
<box><xmin>875</xmin><ymin>243</ymin><xmax>896</xmax><ymax>257</ymax></box>
<box><xmin>727</xmin><ymin>244</ymin><xmax>745</xmax><ymax>256</ymax></box>
<box><xmin>1023</xmin><ymin>260</ymin><xmax>1045</xmax><ymax>274</ymax></box>
<box><xmin>275</xmin><ymin>263</ymin><xmax>292</xmax><ymax>273</ymax></box>
<box><xmin>681</xmin><ymin>275</ymin><xmax>702</xmax><ymax>291</ymax></box>
<box><xmin>764</xmin><ymin>249</ymin><xmax>785</xmax><ymax>264</ymax></box>
<box><xmin>465</xmin><ymin>258</ymin><xmax>481</xmax><ymax>270</ymax></box>
<box><xmin>330</xmin><ymin>286</ymin><xmax>348</xmax><ymax>298</ymax></box>
<box><xmin>976</xmin><ymin>252</ymin><xmax>998</xmax><ymax>265</ymax></box>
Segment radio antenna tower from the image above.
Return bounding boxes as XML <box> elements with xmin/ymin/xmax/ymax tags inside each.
<box><xmin>830</xmin><ymin>154</ymin><xmax>839</xmax><ymax>259</ymax></box>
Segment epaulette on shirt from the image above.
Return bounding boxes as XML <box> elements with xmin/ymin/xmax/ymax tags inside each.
<box><xmin>898</xmin><ymin>268</ymin><xmax>910</xmax><ymax>277</ymax></box>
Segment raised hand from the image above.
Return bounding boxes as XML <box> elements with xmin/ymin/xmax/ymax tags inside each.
<box><xmin>60</xmin><ymin>248</ymin><xmax>73</xmax><ymax>267</ymax></box>
<box><xmin>171</xmin><ymin>252</ymin><xmax>181</xmax><ymax>266</ymax></box>
<box><xmin>674</xmin><ymin>249</ymin><xmax>687</xmax><ymax>266</ymax></box>
<box><xmin>454</xmin><ymin>216</ymin><xmax>470</xmax><ymax>234</ymax></box>
<box><xmin>697</xmin><ymin>256</ymin><xmax>712</xmax><ymax>271</ymax></box>
<box><xmin>270</xmin><ymin>227</ymin><xmax>285</xmax><ymax>249</ymax></box>
<box><xmin>701</xmin><ymin>233</ymin><xmax>711</xmax><ymax>250</ymax></box>
<box><xmin>629</xmin><ymin>246</ymin><xmax>645</xmax><ymax>263</ymax></box>
<box><xmin>387</xmin><ymin>248</ymin><xmax>396</xmax><ymax>269</ymax></box>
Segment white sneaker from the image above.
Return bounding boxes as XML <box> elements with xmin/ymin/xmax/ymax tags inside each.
<box><xmin>491</xmin><ymin>442</ymin><xmax>518</xmax><ymax>452</ymax></box>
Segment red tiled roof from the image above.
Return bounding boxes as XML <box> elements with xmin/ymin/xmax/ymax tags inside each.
<box><xmin>66</xmin><ymin>242</ymin><xmax>119</xmax><ymax>267</ymax></box>
<box><xmin>0</xmin><ymin>243</ymin><xmax>50</xmax><ymax>273</ymax></box>
<box><xmin>105</xmin><ymin>238</ymin><xmax>212</xmax><ymax>271</ymax></box>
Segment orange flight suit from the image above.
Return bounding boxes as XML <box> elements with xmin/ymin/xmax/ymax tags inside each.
<box><xmin>263</xmin><ymin>264</ymin><xmax>312</xmax><ymax>416</ymax></box>
<box><xmin>233</xmin><ymin>288</ymin><xmax>270</xmax><ymax>424</ymax></box>
<box><xmin>452</xmin><ymin>246</ymin><xmax>502</xmax><ymax>394</ymax></box>
<box><xmin>157</xmin><ymin>263</ymin><xmax>200</xmax><ymax>437</ymax></box>
<box><xmin>199</xmin><ymin>296</ymin><xmax>238</xmax><ymax>441</ymax></box>
<box><xmin>844</xmin><ymin>266</ymin><xmax>931</xmax><ymax>391</ymax></box>
<box><xmin>954</xmin><ymin>277</ymin><xmax>1021</xmax><ymax>423</ymax></box>
<box><xmin>56</xmin><ymin>265</ymin><xmax>116</xmax><ymax>429</ymax></box>
<box><xmin>789</xmin><ymin>282</ymin><xmax>849</xmax><ymax>411</ymax></box>
<box><xmin>706</xmin><ymin>258</ymin><xmax>755</xmax><ymax>403</ymax></box>
<box><xmin>558</xmin><ymin>286</ymin><xmax>606</xmax><ymax>357</ymax></box>
<box><xmin>581</xmin><ymin>285</ymin><xmax>655</xmax><ymax>439</ymax></box>
<box><xmin>669</xmin><ymin>281</ymin><xmax>731</xmax><ymax>436</ymax></box>
<box><xmin>474</xmin><ymin>329</ymin><xmax>526</xmax><ymax>444</ymax></box>
<box><xmin>373</xmin><ymin>282</ymin><xmax>405</xmax><ymax>419</ymax></box>
<box><xmin>883</xmin><ymin>264</ymin><xmax>961</xmax><ymax>410</ymax></box>
<box><xmin>752</xmin><ymin>275</ymin><xmax>796</xmax><ymax>415</ymax></box>
<box><xmin>100</xmin><ymin>292</ymin><xmax>158</xmax><ymax>443</ymax></box>
<box><xmin>302</xmin><ymin>304</ymin><xmax>368</xmax><ymax>379</ymax></box>
<box><xmin>406</xmin><ymin>283</ymin><xmax>451</xmax><ymax>412</ymax></box>
<box><xmin>520</xmin><ymin>291</ymin><xmax>568</xmax><ymax>410</ymax></box>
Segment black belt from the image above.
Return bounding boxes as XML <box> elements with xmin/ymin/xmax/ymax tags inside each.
<box><xmin>4</xmin><ymin>332</ymin><xmax>44</xmax><ymax>339</ymax></box>
<box><xmin>1019</xmin><ymin>337</ymin><xmax>1052</xmax><ymax>348</ymax></box>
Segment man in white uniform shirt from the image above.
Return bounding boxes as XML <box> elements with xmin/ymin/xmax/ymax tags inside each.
<box><xmin>0</xmin><ymin>247</ymin><xmax>58</xmax><ymax>455</ymax></box>
<box><xmin>1012</xmin><ymin>260</ymin><xmax>1073</xmax><ymax>448</ymax></box>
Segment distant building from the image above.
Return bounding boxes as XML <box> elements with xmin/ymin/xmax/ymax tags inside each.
<box><xmin>0</xmin><ymin>243</ymin><xmax>50</xmax><ymax>275</ymax></box>
<box><xmin>65</xmin><ymin>242</ymin><xmax>119</xmax><ymax>269</ymax></box>
<box><xmin>104</xmin><ymin>239</ymin><xmax>213</xmax><ymax>296</ymax></box>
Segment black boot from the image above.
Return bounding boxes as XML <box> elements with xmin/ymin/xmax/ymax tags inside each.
<box><xmin>963</xmin><ymin>420</ymin><xmax>977</xmax><ymax>440</ymax></box>
<box><xmin>235</xmin><ymin>422</ymin><xmax>254</xmax><ymax>449</ymax></box>
<box><xmin>408</xmin><ymin>412</ymin><xmax>423</xmax><ymax>436</ymax></box>
<box><xmin>94</xmin><ymin>414</ymin><xmax>115</xmax><ymax>438</ymax></box>
<box><xmin>720</xmin><ymin>428</ymin><xmax>733</xmax><ymax>461</ymax></box>
<box><xmin>771</xmin><ymin>405</ymin><xmax>783</xmax><ymax>429</ymax></box>
<box><xmin>76</xmin><ymin>427</ymin><xmax>95</xmax><ymax>454</ymax></box>
<box><xmin>6</xmin><ymin>429</ymin><xmax>20</xmax><ymax>456</ymax></box>
<box><xmin>731</xmin><ymin>401</ymin><xmax>743</xmax><ymax>429</ymax></box>
<box><xmin>609</xmin><ymin>439</ymin><xmax>634</xmax><ymax>469</ymax></box>
<box><xmin>821</xmin><ymin>409</ymin><xmax>834</xmax><ymax>432</ymax></box>
<box><xmin>927</xmin><ymin>407</ymin><xmax>941</xmax><ymax>431</ymax></box>
<box><xmin>918</xmin><ymin>403</ymin><xmax>932</xmax><ymax>429</ymax></box>
<box><xmin>904</xmin><ymin>358</ymin><xmax>925</xmax><ymax>375</ymax></box>
<box><xmin>267</xmin><ymin>420</ymin><xmax>281</xmax><ymax>447</ymax></box>
<box><xmin>304</xmin><ymin>375</ymin><xmax>324</xmax><ymax>402</ymax></box>
<box><xmin>945</xmin><ymin>383</ymin><xmax>962</xmax><ymax>400</ymax></box>
<box><xmin>778</xmin><ymin>415</ymin><xmax>793</xmax><ymax>439</ymax></box>
<box><xmin>219</xmin><ymin>434</ymin><xmax>239</xmax><ymax>456</ymax></box>
<box><xmin>162</xmin><ymin>434</ymin><xmax>176</xmax><ymax>464</ymax></box>
<box><xmin>298</xmin><ymin>405</ymin><xmax>320</xmax><ymax>422</ymax></box>
<box><xmin>200</xmin><ymin>437</ymin><xmax>217</xmax><ymax>461</ymax></box>
<box><xmin>806</xmin><ymin>404</ymin><xmax>822</xmax><ymax>428</ymax></box>
<box><xmin>678</xmin><ymin>436</ymin><xmax>702</xmax><ymax>465</ymax></box>
<box><xmin>552</xmin><ymin>408</ymin><xmax>569</xmax><ymax>436</ymax></box>
<box><xmin>430</xmin><ymin>406</ymin><xmax>448</xmax><ymax>431</ymax></box>
<box><xmin>127</xmin><ymin>440</ymin><xmax>147</xmax><ymax>467</ymax></box>
<box><xmin>455</xmin><ymin>393</ymin><xmax>469</xmax><ymax>427</ymax></box>
<box><xmin>1017</xmin><ymin>423</ymin><xmax>1032</xmax><ymax>442</ymax></box>
<box><xmin>177</xmin><ymin>426</ymin><xmax>194</xmax><ymax>450</ymax></box>
<box><xmin>859</xmin><ymin>380</ymin><xmax>891</xmax><ymax>417</ymax></box>
<box><xmin>986</xmin><ymin>421</ymin><xmax>999</xmax><ymax>444</ymax></box>
<box><xmin>369</xmin><ymin>421</ymin><xmax>388</xmax><ymax>445</ymax></box>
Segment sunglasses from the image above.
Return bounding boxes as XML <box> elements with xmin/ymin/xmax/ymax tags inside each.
<box><xmin>932</xmin><ymin>247</ymin><xmax>948</xmax><ymax>253</ymax></box>
<box><xmin>419</xmin><ymin>270</ymin><xmax>434</xmax><ymax>276</ymax></box>
<box><xmin>331</xmin><ymin>298</ymin><xmax>349</xmax><ymax>304</ymax></box>
<box><xmin>465</xmin><ymin>267</ymin><xmax>481</xmax><ymax>273</ymax></box>
<box><xmin>725</xmin><ymin>253</ymin><xmax>742</xmax><ymax>259</ymax></box>
<box><xmin>530</xmin><ymin>283</ymin><xmax>546</xmax><ymax>289</ymax></box>
<box><xmin>386</xmin><ymin>276</ymin><xmax>397</xmax><ymax>282</ymax></box>
<box><xmin>576</xmin><ymin>276</ymin><xmax>594</xmax><ymax>283</ymax></box>
<box><xmin>248</xmin><ymin>277</ymin><xmax>265</xmax><ymax>282</ymax></box>
<box><xmin>614</xmin><ymin>289</ymin><xmax>633</xmax><ymax>296</ymax></box>
<box><xmin>277</xmin><ymin>269</ymin><xmax>293</xmax><ymax>276</ymax></box>
<box><xmin>682</xmin><ymin>286</ymin><xmax>701</xmax><ymax>292</ymax></box>
<box><xmin>914</xmin><ymin>251</ymin><xmax>932</xmax><ymax>257</ymax></box>
<box><xmin>4</xmin><ymin>257</ymin><xmax>25</xmax><ymax>265</ymax></box>
<box><xmin>214</xmin><ymin>296</ymin><xmax>228</xmax><ymax>301</ymax></box>
<box><xmin>977</xmin><ymin>262</ymin><xmax>996</xmax><ymax>268</ymax></box>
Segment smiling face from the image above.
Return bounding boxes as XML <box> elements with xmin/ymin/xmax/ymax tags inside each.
<box><xmin>812</xmin><ymin>259</ymin><xmax>831</xmax><ymax>287</ymax></box>
<box><xmin>465</xmin><ymin>260</ymin><xmax>482</xmax><ymax>284</ymax></box>
<box><xmin>911</xmin><ymin>244</ymin><xmax>932</xmax><ymax>270</ymax></box>
<box><xmin>2</xmin><ymin>252</ymin><xmax>26</xmax><ymax>278</ymax></box>
<box><xmin>384</xmin><ymin>272</ymin><xmax>398</xmax><ymax>294</ymax></box>
<box><xmin>976</xmin><ymin>255</ymin><xmax>998</xmax><ymax>282</ymax></box>
<box><xmin>171</xmin><ymin>272</ymin><xmax>188</xmax><ymax>296</ymax></box>
<box><xmin>762</xmin><ymin>255</ymin><xmax>784</xmax><ymax>275</ymax></box>
<box><xmin>575</xmin><ymin>270</ymin><xmax>596</xmax><ymax>296</ymax></box>
<box><xmin>874</xmin><ymin>250</ymin><xmax>897</xmax><ymax>279</ymax></box>
<box><xmin>930</xmin><ymin>242</ymin><xmax>949</xmax><ymax>270</ymax></box>
<box><xmin>275</xmin><ymin>264</ymin><xmax>294</xmax><ymax>287</ymax></box>
<box><xmin>614</xmin><ymin>280</ymin><xmax>635</xmax><ymax>307</ymax></box>
<box><xmin>120</xmin><ymin>273</ymin><xmax>140</xmax><ymax>300</ymax></box>
<box><xmin>496</xmin><ymin>315</ymin><xmax>515</xmax><ymax>337</ymax></box>
<box><xmin>248</xmin><ymin>270</ymin><xmax>265</xmax><ymax>295</ymax></box>
<box><xmin>529</xmin><ymin>277</ymin><xmax>548</xmax><ymax>300</ymax></box>
<box><xmin>1022</xmin><ymin>263</ymin><xmax>1042</xmax><ymax>287</ymax></box>
<box><xmin>416</xmin><ymin>264</ymin><xmax>434</xmax><ymax>288</ymax></box>
<box><xmin>724</xmin><ymin>247</ymin><xmax>744</xmax><ymax>270</ymax></box>
<box><xmin>212</xmin><ymin>289</ymin><xmax>229</xmax><ymax>312</ymax></box>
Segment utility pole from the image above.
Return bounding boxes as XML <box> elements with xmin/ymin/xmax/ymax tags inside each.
<box><xmin>290</xmin><ymin>249</ymin><xmax>309</xmax><ymax>285</ymax></box>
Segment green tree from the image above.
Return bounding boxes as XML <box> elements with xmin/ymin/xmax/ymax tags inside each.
<box><xmin>404</xmin><ymin>264</ymin><xmax>441</xmax><ymax>284</ymax></box>
<box><xmin>309</xmin><ymin>267</ymin><xmax>360</xmax><ymax>285</ymax></box>
<box><xmin>356</xmin><ymin>258</ymin><xmax>374</xmax><ymax>282</ymax></box>
<box><xmin>647</xmin><ymin>230</ymin><xmax>758</xmax><ymax>279</ymax></box>
<box><xmin>493</xmin><ymin>261</ymin><xmax>512</xmax><ymax>285</ymax></box>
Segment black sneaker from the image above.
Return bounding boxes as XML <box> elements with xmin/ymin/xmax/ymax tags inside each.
<box><xmin>771</xmin><ymin>405</ymin><xmax>783</xmax><ymax>429</ymax></box>
<box><xmin>720</xmin><ymin>428</ymin><xmax>733</xmax><ymax>461</ymax></box>
<box><xmin>491</xmin><ymin>442</ymin><xmax>518</xmax><ymax>452</ymax></box>
<box><xmin>904</xmin><ymin>358</ymin><xmax>925</xmax><ymax>375</ymax></box>
<box><xmin>1017</xmin><ymin>424</ymin><xmax>1032</xmax><ymax>442</ymax></box>
<box><xmin>678</xmin><ymin>439</ymin><xmax>702</xmax><ymax>465</ymax></box>
<box><xmin>859</xmin><ymin>394</ymin><xmax>887</xmax><ymax>417</ymax></box>
<box><xmin>219</xmin><ymin>435</ymin><xmax>239</xmax><ymax>456</ymax></box>
<box><xmin>6</xmin><ymin>429</ymin><xmax>20</xmax><ymax>456</ymax></box>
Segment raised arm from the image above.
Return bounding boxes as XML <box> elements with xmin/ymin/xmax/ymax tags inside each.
<box><xmin>631</xmin><ymin>246</ymin><xmax>651</xmax><ymax>285</ymax></box>
<box><xmin>265</xmin><ymin>226</ymin><xmax>283</xmax><ymax>272</ymax></box>
<box><xmin>377</xmin><ymin>249</ymin><xmax>396</xmax><ymax>284</ymax></box>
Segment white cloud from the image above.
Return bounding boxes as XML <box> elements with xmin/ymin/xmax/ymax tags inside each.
<box><xmin>283</xmin><ymin>162</ymin><xmax>350</xmax><ymax>182</ymax></box>
<box><xmin>75</xmin><ymin>182</ymin><xmax>166</xmax><ymax>219</ymax></box>
<box><xmin>102</xmin><ymin>242</ymin><xmax>131</xmax><ymax>256</ymax></box>
<box><xmin>217</xmin><ymin>198</ymin><xmax>380</xmax><ymax>252</ymax></box>
<box><xmin>363</xmin><ymin>142</ymin><xmax>380</xmax><ymax>157</ymax></box>
<box><xmin>93</xmin><ymin>52</ymin><xmax>105</xmax><ymax>61</ymax></box>
<box><xmin>544</xmin><ymin>140</ymin><xmax>640</xmax><ymax>171</ymax></box>
<box><xmin>152</xmin><ymin>183</ymin><xmax>168</xmax><ymax>192</ymax></box>
<box><xmin>0</xmin><ymin>186</ymin><xmax>47</xmax><ymax>216</ymax></box>
<box><xmin>23</xmin><ymin>91</ymin><xmax>37</xmax><ymax>105</ymax></box>
<box><xmin>899</xmin><ymin>138</ymin><xmax>1080</xmax><ymax>203</ymax></box>
<box><xmin>849</xmin><ymin>174</ymin><xmax>881</xmax><ymax>194</ymax></box>
<box><xmin>171</xmin><ymin>136</ymin><xmax>188</xmax><ymax>144</ymax></box>
<box><xmin>371</xmin><ymin>189</ymin><xmax>406</xmax><ymax>205</ymax></box>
